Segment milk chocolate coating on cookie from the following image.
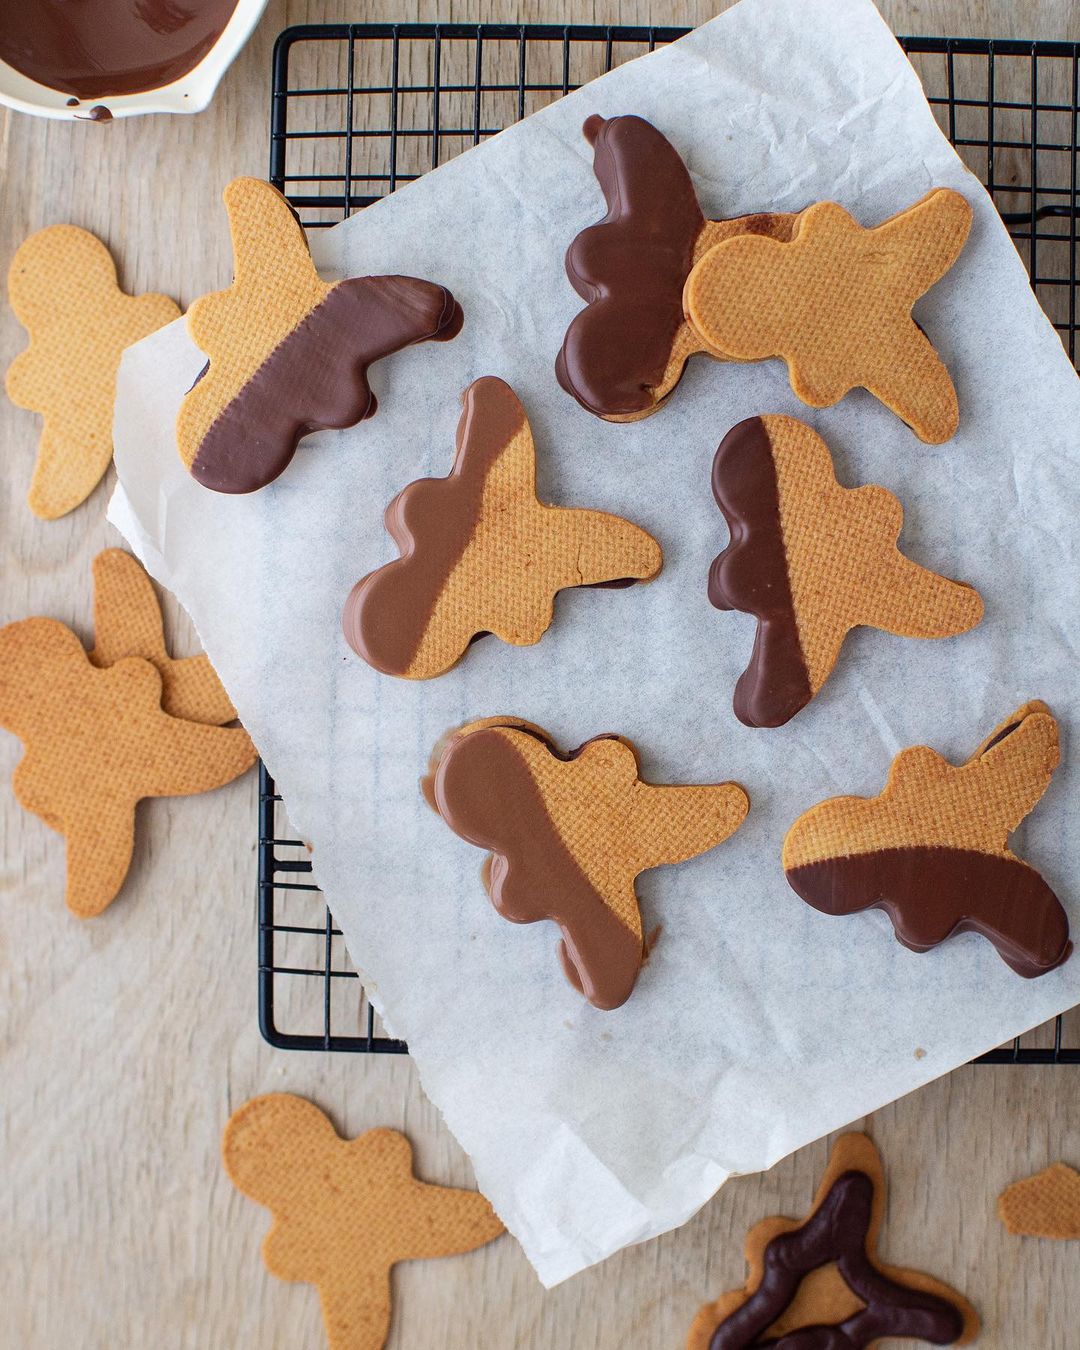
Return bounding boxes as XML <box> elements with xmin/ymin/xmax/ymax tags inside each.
<box><xmin>708</xmin><ymin>1170</ymin><xmax>966</xmax><ymax>1348</ymax></box>
<box><xmin>556</xmin><ymin>115</ymin><xmax>706</xmax><ymax>418</ymax></box>
<box><xmin>432</xmin><ymin>721</ymin><xmax>748</xmax><ymax>1009</ymax></box>
<box><xmin>343</xmin><ymin>376</ymin><xmax>661</xmax><ymax>679</ymax></box>
<box><xmin>177</xmin><ymin>178</ymin><xmax>461</xmax><ymax>495</ymax></box>
<box><xmin>783</xmin><ymin>702</ymin><xmax>1071</xmax><ymax>978</ymax></box>
<box><xmin>710</xmin><ymin>415</ymin><xmax>982</xmax><ymax>727</ymax></box>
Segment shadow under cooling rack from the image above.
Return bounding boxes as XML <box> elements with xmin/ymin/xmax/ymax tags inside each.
<box><xmin>259</xmin><ymin>23</ymin><xmax>1080</xmax><ymax>1058</ymax></box>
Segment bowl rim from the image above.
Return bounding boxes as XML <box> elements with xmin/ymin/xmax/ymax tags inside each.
<box><xmin>0</xmin><ymin>0</ymin><xmax>270</xmax><ymax>120</ymax></box>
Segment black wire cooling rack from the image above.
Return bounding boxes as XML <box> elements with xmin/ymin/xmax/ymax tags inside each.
<box><xmin>259</xmin><ymin>23</ymin><xmax>1080</xmax><ymax>1060</ymax></box>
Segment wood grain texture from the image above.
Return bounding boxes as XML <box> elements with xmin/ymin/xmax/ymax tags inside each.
<box><xmin>1</xmin><ymin>2</ymin><xmax>1078</xmax><ymax>1347</ymax></box>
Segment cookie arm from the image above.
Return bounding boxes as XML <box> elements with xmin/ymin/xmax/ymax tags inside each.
<box><xmin>398</xmin><ymin>1179</ymin><xmax>505</xmax><ymax>1260</ymax></box>
<box><xmin>973</xmin><ymin>708</ymin><xmax>1060</xmax><ymax>838</ymax></box>
<box><xmin>630</xmin><ymin>781</ymin><xmax>749</xmax><ymax>870</ymax></box>
<box><xmin>138</xmin><ymin>717</ymin><xmax>255</xmax><ymax>799</ymax></box>
<box><xmin>876</xmin><ymin>187</ymin><xmax>973</xmax><ymax>298</ymax></box>
<box><xmin>546</xmin><ymin>505</ymin><xmax>663</xmax><ymax>588</ymax></box>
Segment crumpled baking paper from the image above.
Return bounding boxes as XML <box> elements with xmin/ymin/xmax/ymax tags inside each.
<box><xmin>109</xmin><ymin>0</ymin><xmax>1080</xmax><ymax>1286</ymax></box>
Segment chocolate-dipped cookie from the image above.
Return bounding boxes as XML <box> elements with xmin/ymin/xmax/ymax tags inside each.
<box><xmin>343</xmin><ymin>377</ymin><xmax>661</xmax><ymax>679</ymax></box>
<box><xmin>685</xmin><ymin>190</ymin><xmax>972</xmax><ymax>443</ymax></box>
<box><xmin>710</xmin><ymin>415</ymin><xmax>983</xmax><ymax>727</ymax></box>
<box><xmin>176</xmin><ymin>178</ymin><xmax>462</xmax><ymax>494</ymax></box>
<box><xmin>430</xmin><ymin>719</ymin><xmax>748</xmax><ymax>1009</ymax></box>
<box><xmin>689</xmin><ymin>1133</ymin><xmax>979</xmax><ymax>1349</ymax></box>
<box><xmin>783</xmin><ymin>701</ymin><xmax>1071</xmax><ymax>978</ymax></box>
<box><xmin>556</xmin><ymin>114</ymin><xmax>799</xmax><ymax>421</ymax></box>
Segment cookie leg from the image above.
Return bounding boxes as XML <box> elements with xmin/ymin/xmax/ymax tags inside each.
<box><xmin>317</xmin><ymin>1271</ymin><xmax>392</xmax><ymax>1350</ymax></box>
<box><xmin>64</xmin><ymin>808</ymin><xmax>136</xmax><ymax>918</ymax></box>
<box><xmin>28</xmin><ymin>424</ymin><xmax>112</xmax><ymax>520</ymax></box>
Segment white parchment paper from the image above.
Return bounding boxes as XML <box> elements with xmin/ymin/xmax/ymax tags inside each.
<box><xmin>109</xmin><ymin>0</ymin><xmax>1080</xmax><ymax>1286</ymax></box>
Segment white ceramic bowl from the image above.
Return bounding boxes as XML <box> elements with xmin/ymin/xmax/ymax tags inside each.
<box><xmin>0</xmin><ymin>0</ymin><xmax>269</xmax><ymax>120</ymax></box>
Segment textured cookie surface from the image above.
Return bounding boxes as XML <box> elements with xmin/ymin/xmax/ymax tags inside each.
<box><xmin>0</xmin><ymin>618</ymin><xmax>254</xmax><ymax>918</ymax></box>
<box><xmin>556</xmin><ymin>114</ymin><xmax>798</xmax><ymax>420</ymax></box>
<box><xmin>222</xmin><ymin>1094</ymin><xmax>503</xmax><ymax>1350</ymax></box>
<box><xmin>710</xmin><ymin>415</ymin><xmax>982</xmax><ymax>726</ymax></box>
<box><xmin>343</xmin><ymin>377</ymin><xmax>662</xmax><ymax>678</ymax></box>
<box><xmin>89</xmin><ymin>548</ymin><xmax>235</xmax><ymax>725</ymax></box>
<box><xmin>689</xmin><ymin>1132</ymin><xmax>978</xmax><ymax>1349</ymax></box>
<box><xmin>176</xmin><ymin>178</ymin><xmax>462</xmax><ymax>494</ymax></box>
<box><xmin>685</xmin><ymin>190</ymin><xmax>972</xmax><ymax>442</ymax></box>
<box><xmin>432</xmin><ymin>720</ymin><xmax>748</xmax><ymax>1009</ymax></box>
<box><xmin>783</xmin><ymin>701</ymin><xmax>1070</xmax><ymax>977</ymax></box>
<box><xmin>998</xmin><ymin>1163</ymin><xmax>1080</xmax><ymax>1240</ymax></box>
<box><xmin>6</xmin><ymin>224</ymin><xmax>180</xmax><ymax>519</ymax></box>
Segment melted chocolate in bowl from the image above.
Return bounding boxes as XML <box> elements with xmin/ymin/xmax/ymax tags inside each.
<box><xmin>0</xmin><ymin>0</ymin><xmax>241</xmax><ymax>100</ymax></box>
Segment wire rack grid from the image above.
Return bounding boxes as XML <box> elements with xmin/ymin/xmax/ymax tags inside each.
<box><xmin>259</xmin><ymin>23</ymin><xmax>1080</xmax><ymax>1062</ymax></box>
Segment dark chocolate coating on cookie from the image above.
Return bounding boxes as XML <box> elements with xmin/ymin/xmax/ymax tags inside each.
<box><xmin>556</xmin><ymin>115</ymin><xmax>705</xmax><ymax>417</ymax></box>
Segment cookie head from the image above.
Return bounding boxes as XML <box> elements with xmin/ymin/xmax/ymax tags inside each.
<box><xmin>432</xmin><ymin>721</ymin><xmax>748</xmax><ymax>1009</ymax></box>
<box><xmin>685</xmin><ymin>190</ymin><xmax>972</xmax><ymax>442</ymax></box>
<box><xmin>783</xmin><ymin>702</ymin><xmax>1070</xmax><ymax>977</ymax></box>
<box><xmin>709</xmin><ymin>414</ymin><xmax>982</xmax><ymax>726</ymax></box>
<box><xmin>343</xmin><ymin>376</ymin><xmax>661</xmax><ymax>679</ymax></box>
<box><xmin>176</xmin><ymin>177</ymin><xmax>462</xmax><ymax>494</ymax></box>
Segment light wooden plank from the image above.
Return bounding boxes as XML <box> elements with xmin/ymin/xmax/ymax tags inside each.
<box><xmin>1</xmin><ymin>3</ymin><xmax>1077</xmax><ymax>1347</ymax></box>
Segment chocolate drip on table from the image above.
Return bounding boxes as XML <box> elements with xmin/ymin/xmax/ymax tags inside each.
<box><xmin>556</xmin><ymin>114</ymin><xmax>706</xmax><ymax>417</ymax></box>
<box><xmin>0</xmin><ymin>0</ymin><xmax>241</xmax><ymax>100</ymax></box>
<box><xmin>787</xmin><ymin>846</ymin><xmax>1072</xmax><ymax>978</ymax></box>
<box><xmin>342</xmin><ymin>377</ymin><xmax>526</xmax><ymax>676</ymax></box>
<box><xmin>709</xmin><ymin>1171</ymin><xmax>965</xmax><ymax>1349</ymax></box>
<box><xmin>434</xmin><ymin>728</ymin><xmax>644</xmax><ymax>1010</ymax></box>
<box><xmin>709</xmin><ymin>417</ymin><xmax>812</xmax><ymax>727</ymax></box>
<box><xmin>190</xmin><ymin>277</ymin><xmax>461</xmax><ymax>494</ymax></box>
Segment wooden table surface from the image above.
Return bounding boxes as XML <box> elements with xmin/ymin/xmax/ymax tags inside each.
<box><xmin>2</xmin><ymin>2</ymin><xmax>1078</xmax><ymax>1346</ymax></box>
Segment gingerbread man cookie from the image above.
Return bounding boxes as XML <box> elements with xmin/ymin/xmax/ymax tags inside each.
<box><xmin>176</xmin><ymin>178</ymin><xmax>462</xmax><ymax>493</ymax></box>
<box><xmin>89</xmin><ymin>548</ymin><xmax>235</xmax><ymax>725</ymax></box>
<box><xmin>343</xmin><ymin>377</ymin><xmax>662</xmax><ymax>678</ymax></box>
<box><xmin>430</xmin><ymin>718</ymin><xmax>748</xmax><ymax>1009</ymax></box>
<box><xmin>6</xmin><ymin>224</ymin><xmax>180</xmax><ymax>519</ymax></box>
<box><xmin>685</xmin><ymin>190</ymin><xmax>972</xmax><ymax>442</ymax></box>
<box><xmin>689</xmin><ymin>1133</ymin><xmax>978</xmax><ymax>1349</ymax></box>
<box><xmin>556</xmin><ymin>114</ymin><xmax>800</xmax><ymax>421</ymax></box>
<box><xmin>710</xmin><ymin>415</ymin><xmax>983</xmax><ymax>726</ymax></box>
<box><xmin>783</xmin><ymin>701</ymin><xmax>1071</xmax><ymax>977</ymax></box>
<box><xmin>0</xmin><ymin>618</ymin><xmax>254</xmax><ymax>917</ymax></box>
<box><xmin>222</xmin><ymin>1094</ymin><xmax>503</xmax><ymax>1350</ymax></box>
